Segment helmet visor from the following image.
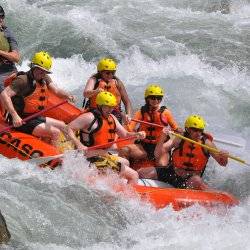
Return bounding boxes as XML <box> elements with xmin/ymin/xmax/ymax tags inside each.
<box><xmin>30</xmin><ymin>63</ymin><xmax>52</xmax><ymax>74</ymax></box>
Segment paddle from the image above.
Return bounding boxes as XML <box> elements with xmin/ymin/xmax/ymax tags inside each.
<box><xmin>170</xmin><ymin>131</ymin><xmax>250</xmax><ymax>166</ymax></box>
<box><xmin>131</xmin><ymin>118</ymin><xmax>244</xmax><ymax>148</ymax></box>
<box><xmin>87</xmin><ymin>135</ymin><xmax>137</xmax><ymax>150</ymax></box>
<box><xmin>28</xmin><ymin>135</ymin><xmax>138</xmax><ymax>165</ymax></box>
<box><xmin>0</xmin><ymin>99</ymin><xmax>68</xmax><ymax>134</ymax></box>
<box><xmin>131</xmin><ymin>118</ymin><xmax>249</xmax><ymax>166</ymax></box>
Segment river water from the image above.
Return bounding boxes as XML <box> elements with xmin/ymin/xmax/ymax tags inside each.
<box><xmin>0</xmin><ymin>0</ymin><xmax>250</xmax><ymax>249</ymax></box>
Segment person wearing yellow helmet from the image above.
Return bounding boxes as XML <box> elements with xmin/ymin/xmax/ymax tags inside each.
<box><xmin>66</xmin><ymin>91</ymin><xmax>146</xmax><ymax>184</ymax></box>
<box><xmin>30</xmin><ymin>50</ymin><xmax>53</xmax><ymax>73</ymax></box>
<box><xmin>1</xmin><ymin>51</ymin><xmax>75</xmax><ymax>145</ymax></box>
<box><xmin>119</xmin><ymin>84</ymin><xmax>181</xmax><ymax>166</ymax></box>
<box><xmin>138</xmin><ymin>115</ymin><xmax>229</xmax><ymax>191</ymax></box>
<box><xmin>0</xmin><ymin>5</ymin><xmax>20</xmax><ymax>95</ymax></box>
<box><xmin>83</xmin><ymin>58</ymin><xmax>132</xmax><ymax>124</ymax></box>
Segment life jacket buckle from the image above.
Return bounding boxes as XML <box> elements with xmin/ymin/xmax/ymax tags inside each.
<box><xmin>186</xmin><ymin>153</ymin><xmax>195</xmax><ymax>158</ymax></box>
<box><xmin>183</xmin><ymin>162</ymin><xmax>193</xmax><ymax>168</ymax></box>
<box><xmin>38</xmin><ymin>106</ymin><xmax>44</xmax><ymax>110</ymax></box>
<box><xmin>147</xmin><ymin>127</ymin><xmax>155</xmax><ymax>131</ymax></box>
<box><xmin>39</xmin><ymin>96</ymin><xmax>46</xmax><ymax>101</ymax></box>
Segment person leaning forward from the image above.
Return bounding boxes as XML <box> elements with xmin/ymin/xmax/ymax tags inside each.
<box><xmin>67</xmin><ymin>91</ymin><xmax>146</xmax><ymax>184</ymax></box>
<box><xmin>1</xmin><ymin>51</ymin><xmax>75</xmax><ymax>146</ymax></box>
<box><xmin>0</xmin><ymin>5</ymin><xmax>20</xmax><ymax>94</ymax></box>
<box><xmin>119</xmin><ymin>84</ymin><xmax>182</xmax><ymax>167</ymax></box>
<box><xmin>138</xmin><ymin>115</ymin><xmax>229</xmax><ymax>191</ymax></box>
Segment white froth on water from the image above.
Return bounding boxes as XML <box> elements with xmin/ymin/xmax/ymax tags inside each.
<box><xmin>1</xmin><ymin>0</ymin><xmax>250</xmax><ymax>248</ymax></box>
<box><xmin>0</xmin><ymin>155</ymin><xmax>249</xmax><ymax>249</ymax></box>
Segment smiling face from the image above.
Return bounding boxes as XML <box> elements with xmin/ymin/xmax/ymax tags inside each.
<box><xmin>146</xmin><ymin>95</ymin><xmax>163</xmax><ymax>109</ymax></box>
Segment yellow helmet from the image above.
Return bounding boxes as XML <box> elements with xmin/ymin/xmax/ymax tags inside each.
<box><xmin>185</xmin><ymin>115</ymin><xmax>206</xmax><ymax>130</ymax></box>
<box><xmin>96</xmin><ymin>91</ymin><xmax>117</xmax><ymax>107</ymax></box>
<box><xmin>144</xmin><ymin>84</ymin><xmax>164</xmax><ymax>98</ymax></box>
<box><xmin>97</xmin><ymin>58</ymin><xmax>117</xmax><ymax>72</ymax></box>
<box><xmin>31</xmin><ymin>51</ymin><xmax>52</xmax><ymax>73</ymax></box>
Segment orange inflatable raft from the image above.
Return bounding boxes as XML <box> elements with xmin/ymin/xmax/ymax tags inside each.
<box><xmin>89</xmin><ymin>176</ymin><xmax>239</xmax><ymax>211</ymax></box>
<box><xmin>0</xmin><ymin>90</ymin><xmax>82</xmax><ymax>168</ymax></box>
<box><xmin>134</xmin><ymin>180</ymin><xmax>239</xmax><ymax>211</ymax></box>
<box><xmin>0</xmin><ymin>90</ymin><xmax>239</xmax><ymax>210</ymax></box>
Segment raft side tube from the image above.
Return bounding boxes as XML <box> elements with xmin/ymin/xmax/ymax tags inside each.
<box><xmin>133</xmin><ymin>184</ymin><xmax>239</xmax><ymax>210</ymax></box>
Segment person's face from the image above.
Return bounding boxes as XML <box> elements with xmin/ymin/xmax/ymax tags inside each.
<box><xmin>100</xmin><ymin>70</ymin><xmax>115</xmax><ymax>81</ymax></box>
<box><xmin>100</xmin><ymin>105</ymin><xmax>114</xmax><ymax>117</ymax></box>
<box><xmin>187</xmin><ymin>127</ymin><xmax>203</xmax><ymax>141</ymax></box>
<box><xmin>32</xmin><ymin>67</ymin><xmax>47</xmax><ymax>81</ymax></box>
<box><xmin>147</xmin><ymin>95</ymin><xmax>163</xmax><ymax>108</ymax></box>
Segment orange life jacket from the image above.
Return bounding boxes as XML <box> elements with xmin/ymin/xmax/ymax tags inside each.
<box><xmin>4</xmin><ymin>71</ymin><xmax>49</xmax><ymax>116</ymax></box>
<box><xmin>23</xmin><ymin>83</ymin><xmax>49</xmax><ymax>114</ymax></box>
<box><xmin>137</xmin><ymin>105</ymin><xmax>168</xmax><ymax>144</ymax></box>
<box><xmin>89</xmin><ymin>78</ymin><xmax>121</xmax><ymax>108</ymax></box>
<box><xmin>80</xmin><ymin>109</ymin><xmax>117</xmax><ymax>147</ymax></box>
<box><xmin>171</xmin><ymin>133</ymin><xmax>211</xmax><ymax>174</ymax></box>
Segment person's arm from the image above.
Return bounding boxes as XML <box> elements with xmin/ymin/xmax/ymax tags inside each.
<box><xmin>206</xmin><ymin>139</ymin><xmax>228</xmax><ymax>166</ymax></box>
<box><xmin>66</xmin><ymin>113</ymin><xmax>91</xmax><ymax>150</ymax></box>
<box><xmin>162</xmin><ymin>109</ymin><xmax>182</xmax><ymax>132</ymax></box>
<box><xmin>127</xmin><ymin>110</ymin><xmax>142</xmax><ymax>132</ymax></box>
<box><xmin>0</xmin><ymin>50</ymin><xmax>20</xmax><ymax>63</ymax></box>
<box><xmin>1</xmin><ymin>85</ymin><xmax>22</xmax><ymax>127</ymax></box>
<box><xmin>0</xmin><ymin>28</ymin><xmax>20</xmax><ymax>63</ymax></box>
<box><xmin>48</xmin><ymin>82</ymin><xmax>75</xmax><ymax>102</ymax></box>
<box><xmin>66</xmin><ymin>113</ymin><xmax>108</xmax><ymax>157</ymax></box>
<box><xmin>155</xmin><ymin>127</ymin><xmax>179</xmax><ymax>158</ymax></box>
<box><xmin>117</xmin><ymin>79</ymin><xmax>132</xmax><ymax>117</ymax></box>
<box><xmin>83</xmin><ymin>77</ymin><xmax>103</xmax><ymax>98</ymax></box>
<box><xmin>115</xmin><ymin>115</ymin><xmax>145</xmax><ymax>139</ymax></box>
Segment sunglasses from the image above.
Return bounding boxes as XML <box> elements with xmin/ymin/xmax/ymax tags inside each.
<box><xmin>148</xmin><ymin>96</ymin><xmax>163</xmax><ymax>101</ymax></box>
<box><xmin>102</xmin><ymin>71</ymin><xmax>115</xmax><ymax>75</ymax></box>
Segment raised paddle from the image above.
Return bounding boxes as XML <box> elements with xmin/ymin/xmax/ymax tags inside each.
<box><xmin>170</xmin><ymin>131</ymin><xmax>250</xmax><ymax>166</ymax></box>
<box><xmin>0</xmin><ymin>99</ymin><xmax>68</xmax><ymax>134</ymax></box>
<box><xmin>131</xmin><ymin>118</ymin><xmax>249</xmax><ymax>166</ymax></box>
<box><xmin>131</xmin><ymin>118</ymin><xmax>245</xmax><ymax>148</ymax></box>
<box><xmin>28</xmin><ymin>135</ymin><xmax>138</xmax><ymax>165</ymax></box>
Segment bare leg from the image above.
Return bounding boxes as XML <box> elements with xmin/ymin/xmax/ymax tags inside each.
<box><xmin>118</xmin><ymin>143</ymin><xmax>147</xmax><ymax>161</ymax></box>
<box><xmin>137</xmin><ymin>167</ymin><xmax>158</xmax><ymax>179</ymax></box>
<box><xmin>32</xmin><ymin>117</ymin><xmax>66</xmax><ymax>146</ymax></box>
<box><xmin>155</xmin><ymin>150</ymin><xmax>169</xmax><ymax>167</ymax></box>
<box><xmin>119</xmin><ymin>157</ymin><xmax>139</xmax><ymax>184</ymax></box>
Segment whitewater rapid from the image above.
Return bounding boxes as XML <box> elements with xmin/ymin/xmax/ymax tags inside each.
<box><xmin>1</xmin><ymin>0</ymin><xmax>250</xmax><ymax>249</ymax></box>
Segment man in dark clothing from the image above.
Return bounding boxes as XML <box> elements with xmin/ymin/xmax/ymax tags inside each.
<box><xmin>0</xmin><ymin>5</ymin><xmax>20</xmax><ymax>93</ymax></box>
<box><xmin>1</xmin><ymin>51</ymin><xmax>75</xmax><ymax>145</ymax></box>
